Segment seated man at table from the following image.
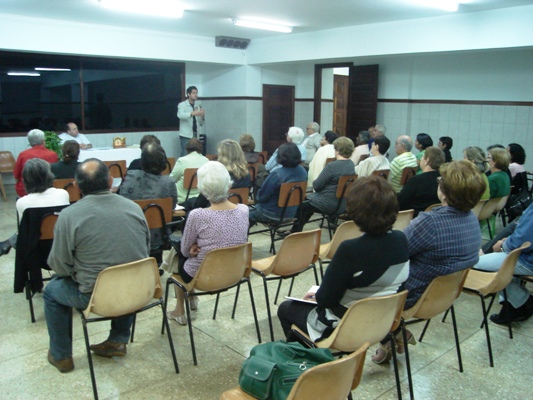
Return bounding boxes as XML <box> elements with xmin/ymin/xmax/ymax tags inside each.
<box><xmin>44</xmin><ymin>159</ymin><xmax>150</xmax><ymax>373</ymax></box>
<box><xmin>58</xmin><ymin>122</ymin><xmax>92</xmax><ymax>149</ymax></box>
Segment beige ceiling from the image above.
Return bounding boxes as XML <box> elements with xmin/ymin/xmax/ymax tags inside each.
<box><xmin>1</xmin><ymin>0</ymin><xmax>532</xmax><ymax>40</ymax></box>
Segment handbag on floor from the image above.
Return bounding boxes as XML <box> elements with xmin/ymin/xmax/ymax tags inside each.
<box><xmin>238</xmin><ymin>340</ymin><xmax>333</xmax><ymax>400</ymax></box>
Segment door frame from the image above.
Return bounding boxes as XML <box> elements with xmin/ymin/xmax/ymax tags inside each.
<box><xmin>313</xmin><ymin>62</ymin><xmax>353</xmax><ymax>127</ymax></box>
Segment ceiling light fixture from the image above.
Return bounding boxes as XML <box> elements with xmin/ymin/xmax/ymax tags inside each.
<box><xmin>99</xmin><ymin>0</ymin><xmax>184</xmax><ymax>18</ymax></box>
<box><xmin>35</xmin><ymin>68</ymin><xmax>72</xmax><ymax>72</ymax></box>
<box><xmin>233</xmin><ymin>19</ymin><xmax>292</xmax><ymax>33</ymax></box>
<box><xmin>8</xmin><ymin>72</ymin><xmax>41</xmax><ymax>77</ymax></box>
<box><xmin>433</xmin><ymin>1</ymin><xmax>459</xmax><ymax>12</ymax></box>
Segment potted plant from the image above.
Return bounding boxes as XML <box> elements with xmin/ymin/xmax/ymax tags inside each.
<box><xmin>44</xmin><ymin>131</ymin><xmax>62</xmax><ymax>159</ymax></box>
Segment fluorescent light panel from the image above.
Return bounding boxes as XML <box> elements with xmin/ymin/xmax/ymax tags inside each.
<box><xmin>233</xmin><ymin>19</ymin><xmax>292</xmax><ymax>33</ymax></box>
<box><xmin>99</xmin><ymin>0</ymin><xmax>184</xmax><ymax>18</ymax></box>
<box><xmin>8</xmin><ymin>72</ymin><xmax>41</xmax><ymax>76</ymax></box>
<box><xmin>35</xmin><ymin>67</ymin><xmax>71</xmax><ymax>71</ymax></box>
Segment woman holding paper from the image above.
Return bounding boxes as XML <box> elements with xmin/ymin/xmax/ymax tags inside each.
<box><xmin>277</xmin><ymin>176</ymin><xmax>410</xmax><ymax>342</ymax></box>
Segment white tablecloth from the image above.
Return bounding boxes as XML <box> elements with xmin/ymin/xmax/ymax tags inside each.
<box><xmin>79</xmin><ymin>148</ymin><xmax>141</xmax><ymax>167</ymax></box>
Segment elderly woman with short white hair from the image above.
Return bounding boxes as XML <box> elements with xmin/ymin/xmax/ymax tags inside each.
<box><xmin>166</xmin><ymin>161</ymin><xmax>249</xmax><ymax>325</ymax></box>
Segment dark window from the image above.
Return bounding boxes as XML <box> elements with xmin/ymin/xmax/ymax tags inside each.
<box><xmin>0</xmin><ymin>50</ymin><xmax>185</xmax><ymax>134</ymax></box>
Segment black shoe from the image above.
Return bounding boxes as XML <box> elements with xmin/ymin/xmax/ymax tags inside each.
<box><xmin>490</xmin><ymin>300</ymin><xmax>533</xmax><ymax>325</ymax></box>
<box><xmin>0</xmin><ymin>240</ymin><xmax>12</xmax><ymax>256</ymax></box>
<box><xmin>276</xmin><ymin>230</ymin><xmax>291</xmax><ymax>238</ymax></box>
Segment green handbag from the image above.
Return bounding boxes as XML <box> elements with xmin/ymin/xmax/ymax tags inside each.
<box><xmin>238</xmin><ymin>341</ymin><xmax>334</xmax><ymax>400</ymax></box>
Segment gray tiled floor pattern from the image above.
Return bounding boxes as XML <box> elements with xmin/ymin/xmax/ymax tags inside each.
<box><xmin>0</xmin><ymin>183</ymin><xmax>531</xmax><ymax>399</ymax></box>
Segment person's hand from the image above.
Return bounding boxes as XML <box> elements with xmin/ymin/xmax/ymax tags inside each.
<box><xmin>189</xmin><ymin>243</ymin><xmax>200</xmax><ymax>257</ymax></box>
<box><xmin>80</xmin><ymin>143</ymin><xmax>88</xmax><ymax>150</ymax></box>
<box><xmin>303</xmin><ymin>291</ymin><xmax>317</xmax><ymax>302</ymax></box>
<box><xmin>492</xmin><ymin>239</ymin><xmax>506</xmax><ymax>253</ymax></box>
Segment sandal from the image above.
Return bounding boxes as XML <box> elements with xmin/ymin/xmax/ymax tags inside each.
<box><xmin>395</xmin><ymin>329</ymin><xmax>416</xmax><ymax>354</ymax></box>
<box><xmin>371</xmin><ymin>343</ymin><xmax>392</xmax><ymax>364</ymax></box>
<box><xmin>190</xmin><ymin>297</ymin><xmax>199</xmax><ymax>311</ymax></box>
<box><xmin>166</xmin><ymin>311</ymin><xmax>187</xmax><ymax>325</ymax></box>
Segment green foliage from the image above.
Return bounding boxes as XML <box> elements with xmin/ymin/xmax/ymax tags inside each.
<box><xmin>44</xmin><ymin>131</ymin><xmax>62</xmax><ymax>159</ymax></box>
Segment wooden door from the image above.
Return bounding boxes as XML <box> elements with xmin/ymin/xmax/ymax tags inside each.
<box><xmin>333</xmin><ymin>75</ymin><xmax>349</xmax><ymax>136</ymax></box>
<box><xmin>262</xmin><ymin>85</ymin><xmax>295</xmax><ymax>155</ymax></box>
<box><xmin>347</xmin><ymin>65</ymin><xmax>379</xmax><ymax>141</ymax></box>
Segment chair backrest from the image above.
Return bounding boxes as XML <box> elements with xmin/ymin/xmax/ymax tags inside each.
<box><xmin>248</xmin><ymin>163</ymin><xmax>258</xmax><ymax>184</ymax></box>
<box><xmin>257</xmin><ymin>151</ymin><xmax>268</xmax><ymax>165</ymax></box>
<box><xmin>103</xmin><ymin>160</ymin><xmax>127</xmax><ymax>178</ymax></box>
<box><xmin>192</xmin><ymin>243</ymin><xmax>252</xmax><ymax>292</ymax></box>
<box><xmin>392</xmin><ymin>209</ymin><xmax>414</xmax><ymax>230</ymax></box>
<box><xmin>40</xmin><ymin>213</ymin><xmax>60</xmax><ymax>240</ymax></box>
<box><xmin>287</xmin><ymin>343</ymin><xmax>369</xmax><ymax>400</ymax></box>
<box><xmin>372</xmin><ymin>169</ymin><xmax>390</xmax><ymax>179</ymax></box>
<box><xmin>53</xmin><ymin>178</ymin><xmax>81</xmax><ymax>202</ymax></box>
<box><xmin>325</xmin><ymin>157</ymin><xmax>336</xmax><ymax>165</ymax></box>
<box><xmin>228</xmin><ymin>187</ymin><xmax>250</xmax><ymax>205</ymax></box>
<box><xmin>424</xmin><ymin>203</ymin><xmax>442</xmax><ymax>212</ymax></box>
<box><xmin>270</xmin><ymin>229</ymin><xmax>321</xmax><ymax>276</ymax></box>
<box><xmin>404</xmin><ymin>269</ymin><xmax>469</xmax><ymax>320</ymax></box>
<box><xmin>471</xmin><ymin>199</ymin><xmax>487</xmax><ymax>218</ymax></box>
<box><xmin>83</xmin><ymin>257</ymin><xmax>161</xmax><ymax>318</ymax></box>
<box><xmin>318</xmin><ymin>291</ymin><xmax>408</xmax><ymax>352</ymax></box>
<box><xmin>478</xmin><ymin>197</ymin><xmax>502</xmax><ymax>221</ymax></box>
<box><xmin>483</xmin><ymin>242</ymin><xmax>531</xmax><ymax>294</ymax></box>
<box><xmin>206</xmin><ymin>154</ymin><xmax>218</xmax><ymax>161</ymax></box>
<box><xmin>400</xmin><ymin>166</ymin><xmax>418</xmax><ymax>185</ymax></box>
<box><xmin>0</xmin><ymin>151</ymin><xmax>16</xmax><ymax>172</ymax></box>
<box><xmin>358</xmin><ymin>153</ymin><xmax>369</xmax><ymax>163</ymax></box>
<box><xmin>321</xmin><ymin>221</ymin><xmax>363</xmax><ymax>260</ymax></box>
<box><xmin>162</xmin><ymin>157</ymin><xmax>176</xmax><ymax>175</ymax></box>
<box><xmin>183</xmin><ymin>168</ymin><xmax>198</xmax><ymax>190</ymax></box>
<box><xmin>335</xmin><ymin>175</ymin><xmax>357</xmax><ymax>199</ymax></box>
<box><xmin>277</xmin><ymin>181</ymin><xmax>307</xmax><ymax>208</ymax></box>
<box><xmin>133</xmin><ymin>197</ymin><xmax>173</xmax><ymax>229</ymax></box>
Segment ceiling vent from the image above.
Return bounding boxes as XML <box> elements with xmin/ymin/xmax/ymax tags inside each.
<box><xmin>215</xmin><ymin>36</ymin><xmax>250</xmax><ymax>50</ymax></box>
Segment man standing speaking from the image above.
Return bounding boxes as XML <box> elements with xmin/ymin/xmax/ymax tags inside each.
<box><xmin>177</xmin><ymin>86</ymin><xmax>205</xmax><ymax>157</ymax></box>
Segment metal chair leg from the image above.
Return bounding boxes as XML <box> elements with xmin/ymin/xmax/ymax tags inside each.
<box><xmin>479</xmin><ymin>293</ymin><xmax>494</xmax><ymax>367</ymax></box>
<box><xmin>213</xmin><ymin>293</ymin><xmax>220</xmax><ymax>320</ymax></box>
<box><xmin>262</xmin><ymin>276</ymin><xmax>275</xmax><ymax>342</ymax></box>
<box><xmin>402</xmin><ymin>320</ymin><xmax>414</xmax><ymax>399</ymax></box>
<box><xmin>419</xmin><ymin>319</ymin><xmax>431</xmax><ymax>342</ymax></box>
<box><xmin>274</xmin><ymin>278</ymin><xmax>283</xmax><ymax>305</ymax></box>
<box><xmin>450</xmin><ymin>305</ymin><xmax>463</xmax><ymax>372</ymax></box>
<box><xmin>81</xmin><ymin>319</ymin><xmax>99</xmax><ymax>400</ymax></box>
<box><xmin>390</xmin><ymin>332</ymin><xmax>403</xmax><ymax>400</ymax></box>
<box><xmin>184</xmin><ymin>292</ymin><xmax>197</xmax><ymax>365</ymax></box>
<box><xmin>231</xmin><ymin>284</ymin><xmax>241</xmax><ymax>319</ymax></box>
<box><xmin>247</xmin><ymin>279</ymin><xmax>262</xmax><ymax>343</ymax></box>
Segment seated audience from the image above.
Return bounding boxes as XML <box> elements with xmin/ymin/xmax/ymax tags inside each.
<box><xmin>266</xmin><ymin>127</ymin><xmax>306</xmax><ymax>172</ymax></box>
<box><xmin>285</xmin><ymin>137</ymin><xmax>355</xmax><ymax>234</ymax></box>
<box><xmin>249</xmin><ymin>143</ymin><xmax>307</xmax><ymax>224</ymax></box>
<box><xmin>14</xmin><ymin>129</ymin><xmax>59</xmax><ymax>197</ymax></box>
<box><xmin>463</xmin><ymin>146</ymin><xmax>490</xmax><ymax>201</ymax></box>
<box><xmin>166</xmin><ymin>161</ymin><xmax>249</xmax><ymax>325</ymax></box>
<box><xmin>487</xmin><ymin>147</ymin><xmax>511</xmax><ymax>199</ymax></box>
<box><xmin>0</xmin><ymin>159</ymin><xmax>70</xmax><ymax>256</ymax></box>
<box><xmin>277</xmin><ymin>176</ymin><xmax>409</xmax><ymax>341</ymax></box>
<box><xmin>397</xmin><ymin>146</ymin><xmax>445</xmax><ymax>217</ymax></box>
<box><xmin>474</xmin><ymin>202</ymin><xmax>533</xmax><ymax>324</ymax></box>
<box><xmin>350</xmin><ymin>130</ymin><xmax>371</xmax><ymax>166</ymax></box>
<box><xmin>170</xmin><ymin>139</ymin><xmax>209</xmax><ymax>204</ymax></box>
<box><xmin>389</xmin><ymin>135</ymin><xmax>417</xmax><ymax>193</ymax></box>
<box><xmin>438</xmin><ymin>136</ymin><xmax>453</xmax><ymax>163</ymax></box>
<box><xmin>303</xmin><ymin>122</ymin><xmax>322</xmax><ymax>167</ymax></box>
<box><xmin>51</xmin><ymin>140</ymin><xmax>80</xmax><ymax>179</ymax></box>
<box><xmin>373</xmin><ymin>160</ymin><xmax>486</xmax><ymax>364</ymax></box>
<box><xmin>307</xmin><ymin>131</ymin><xmax>337</xmax><ymax>187</ymax></box>
<box><xmin>355</xmin><ymin>135</ymin><xmax>391</xmax><ymax>177</ymax></box>
<box><xmin>217</xmin><ymin>139</ymin><xmax>251</xmax><ymax>188</ymax></box>
<box><xmin>118</xmin><ymin>143</ymin><xmax>177</xmax><ymax>259</ymax></box>
<box><xmin>414</xmin><ymin>133</ymin><xmax>433</xmax><ymax>174</ymax></box>
<box><xmin>44</xmin><ymin>159</ymin><xmax>150</xmax><ymax>372</ymax></box>
<box><xmin>58</xmin><ymin>122</ymin><xmax>92</xmax><ymax>149</ymax></box>
<box><xmin>507</xmin><ymin>142</ymin><xmax>526</xmax><ymax>179</ymax></box>
<box><xmin>239</xmin><ymin>133</ymin><xmax>267</xmax><ymax>188</ymax></box>
<box><xmin>128</xmin><ymin>134</ymin><xmax>161</xmax><ymax>170</ymax></box>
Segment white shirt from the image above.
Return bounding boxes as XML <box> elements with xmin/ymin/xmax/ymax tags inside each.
<box><xmin>307</xmin><ymin>144</ymin><xmax>336</xmax><ymax>186</ymax></box>
<box><xmin>58</xmin><ymin>132</ymin><xmax>91</xmax><ymax>146</ymax></box>
<box><xmin>16</xmin><ymin>187</ymin><xmax>70</xmax><ymax>217</ymax></box>
<box><xmin>355</xmin><ymin>155</ymin><xmax>391</xmax><ymax>177</ymax></box>
<box><xmin>350</xmin><ymin>144</ymin><xmax>370</xmax><ymax>166</ymax></box>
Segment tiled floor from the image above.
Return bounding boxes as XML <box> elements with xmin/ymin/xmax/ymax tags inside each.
<box><xmin>1</xmin><ymin>183</ymin><xmax>532</xmax><ymax>399</ymax></box>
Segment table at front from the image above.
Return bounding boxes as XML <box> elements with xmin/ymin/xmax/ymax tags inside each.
<box><xmin>79</xmin><ymin>148</ymin><xmax>141</xmax><ymax>167</ymax></box>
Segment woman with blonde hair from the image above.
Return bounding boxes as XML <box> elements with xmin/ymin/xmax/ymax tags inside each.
<box><xmin>487</xmin><ymin>147</ymin><xmax>511</xmax><ymax>199</ymax></box>
<box><xmin>217</xmin><ymin>139</ymin><xmax>251</xmax><ymax>188</ymax></box>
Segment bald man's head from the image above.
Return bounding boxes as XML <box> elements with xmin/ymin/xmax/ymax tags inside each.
<box><xmin>75</xmin><ymin>159</ymin><xmax>111</xmax><ymax>195</ymax></box>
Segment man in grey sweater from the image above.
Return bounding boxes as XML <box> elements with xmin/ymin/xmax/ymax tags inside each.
<box><xmin>44</xmin><ymin>159</ymin><xmax>150</xmax><ymax>373</ymax></box>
